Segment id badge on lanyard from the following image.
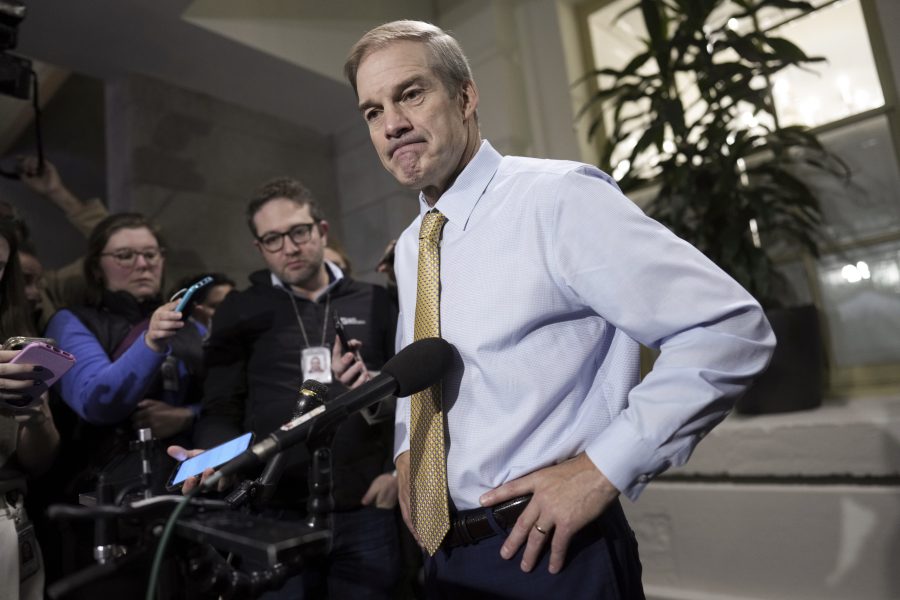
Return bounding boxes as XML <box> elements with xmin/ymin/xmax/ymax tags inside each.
<box><xmin>302</xmin><ymin>346</ymin><xmax>333</xmax><ymax>384</ymax></box>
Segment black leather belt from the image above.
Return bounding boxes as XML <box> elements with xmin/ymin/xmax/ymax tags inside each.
<box><xmin>444</xmin><ymin>494</ymin><xmax>532</xmax><ymax>549</ymax></box>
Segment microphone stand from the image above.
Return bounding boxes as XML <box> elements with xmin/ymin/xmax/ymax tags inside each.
<box><xmin>135</xmin><ymin>427</ymin><xmax>155</xmax><ymax>499</ymax></box>
<box><xmin>303</xmin><ymin>415</ymin><xmax>338</xmax><ymax>538</ymax></box>
<box><xmin>305</xmin><ymin>445</ymin><xmax>333</xmax><ymax>530</ymax></box>
<box><xmin>92</xmin><ymin>474</ymin><xmax>125</xmax><ymax>565</ymax></box>
<box><xmin>224</xmin><ymin>451</ymin><xmax>288</xmax><ymax>510</ymax></box>
<box><xmin>226</xmin><ymin>381</ymin><xmax>327</xmax><ymax>510</ymax></box>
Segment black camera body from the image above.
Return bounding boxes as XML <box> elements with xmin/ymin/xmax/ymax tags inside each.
<box><xmin>0</xmin><ymin>0</ymin><xmax>32</xmax><ymax>100</ymax></box>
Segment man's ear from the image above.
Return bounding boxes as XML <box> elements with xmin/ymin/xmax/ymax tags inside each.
<box><xmin>318</xmin><ymin>220</ymin><xmax>330</xmax><ymax>245</ymax></box>
<box><xmin>460</xmin><ymin>80</ymin><xmax>479</xmax><ymax>120</ymax></box>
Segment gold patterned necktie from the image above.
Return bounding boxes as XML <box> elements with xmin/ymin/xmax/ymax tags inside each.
<box><xmin>410</xmin><ymin>209</ymin><xmax>450</xmax><ymax>555</ymax></box>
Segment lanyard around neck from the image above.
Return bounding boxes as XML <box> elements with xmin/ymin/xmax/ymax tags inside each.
<box><xmin>282</xmin><ymin>286</ymin><xmax>330</xmax><ymax>349</ymax></box>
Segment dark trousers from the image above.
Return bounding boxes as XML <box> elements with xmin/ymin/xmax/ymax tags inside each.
<box><xmin>424</xmin><ymin>499</ymin><xmax>644</xmax><ymax>599</ymax></box>
<box><xmin>260</xmin><ymin>505</ymin><xmax>401</xmax><ymax>600</ymax></box>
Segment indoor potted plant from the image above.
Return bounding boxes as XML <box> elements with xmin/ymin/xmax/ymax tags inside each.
<box><xmin>578</xmin><ymin>0</ymin><xmax>851</xmax><ymax>413</ymax></box>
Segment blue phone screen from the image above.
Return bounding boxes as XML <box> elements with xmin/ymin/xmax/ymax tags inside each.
<box><xmin>171</xmin><ymin>432</ymin><xmax>253</xmax><ymax>485</ymax></box>
<box><xmin>174</xmin><ymin>276</ymin><xmax>214</xmax><ymax>313</ymax></box>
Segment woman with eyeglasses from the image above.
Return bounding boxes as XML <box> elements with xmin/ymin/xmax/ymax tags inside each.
<box><xmin>0</xmin><ymin>216</ymin><xmax>60</xmax><ymax>600</ymax></box>
<box><xmin>45</xmin><ymin>213</ymin><xmax>205</xmax><ymax>492</ymax></box>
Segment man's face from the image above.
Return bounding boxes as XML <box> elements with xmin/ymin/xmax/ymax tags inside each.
<box><xmin>356</xmin><ymin>41</ymin><xmax>478</xmax><ymax>203</ymax></box>
<box><xmin>252</xmin><ymin>198</ymin><xmax>328</xmax><ymax>290</ymax></box>
<box><xmin>18</xmin><ymin>252</ymin><xmax>44</xmax><ymax>313</ymax></box>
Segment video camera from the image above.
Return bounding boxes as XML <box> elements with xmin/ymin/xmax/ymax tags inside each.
<box><xmin>0</xmin><ymin>0</ymin><xmax>31</xmax><ymax>100</ymax></box>
<box><xmin>0</xmin><ymin>0</ymin><xmax>43</xmax><ymax>181</ymax></box>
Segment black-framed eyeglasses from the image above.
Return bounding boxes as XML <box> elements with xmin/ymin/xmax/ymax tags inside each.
<box><xmin>256</xmin><ymin>222</ymin><xmax>319</xmax><ymax>253</ymax></box>
<box><xmin>100</xmin><ymin>248</ymin><xmax>165</xmax><ymax>268</ymax></box>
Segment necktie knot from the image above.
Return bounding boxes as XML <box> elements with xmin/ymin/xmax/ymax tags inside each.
<box><xmin>420</xmin><ymin>210</ymin><xmax>447</xmax><ymax>243</ymax></box>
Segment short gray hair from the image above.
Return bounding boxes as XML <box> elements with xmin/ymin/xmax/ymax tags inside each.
<box><xmin>344</xmin><ymin>20</ymin><xmax>474</xmax><ymax>99</ymax></box>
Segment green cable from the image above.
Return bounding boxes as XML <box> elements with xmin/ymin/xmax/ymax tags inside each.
<box><xmin>145</xmin><ymin>487</ymin><xmax>200</xmax><ymax>600</ymax></box>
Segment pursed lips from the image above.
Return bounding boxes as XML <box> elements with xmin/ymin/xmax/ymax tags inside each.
<box><xmin>389</xmin><ymin>138</ymin><xmax>425</xmax><ymax>159</ymax></box>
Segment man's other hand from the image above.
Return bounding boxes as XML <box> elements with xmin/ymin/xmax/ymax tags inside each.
<box><xmin>361</xmin><ymin>472</ymin><xmax>399</xmax><ymax>509</ymax></box>
<box><xmin>394</xmin><ymin>451</ymin><xmax>424</xmax><ymax>548</ymax></box>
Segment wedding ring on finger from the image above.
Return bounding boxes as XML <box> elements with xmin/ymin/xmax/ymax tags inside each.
<box><xmin>534</xmin><ymin>523</ymin><xmax>549</xmax><ymax>535</ymax></box>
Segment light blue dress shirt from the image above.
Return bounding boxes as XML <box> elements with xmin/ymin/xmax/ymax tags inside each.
<box><xmin>393</xmin><ymin>141</ymin><xmax>775</xmax><ymax>509</ymax></box>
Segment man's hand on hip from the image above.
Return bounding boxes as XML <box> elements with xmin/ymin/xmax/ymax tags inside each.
<box><xmin>479</xmin><ymin>452</ymin><xmax>620</xmax><ymax>574</ymax></box>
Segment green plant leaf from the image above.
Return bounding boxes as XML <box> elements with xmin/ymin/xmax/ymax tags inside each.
<box><xmin>763</xmin><ymin>36</ymin><xmax>811</xmax><ymax>64</ymax></box>
<box><xmin>576</xmin><ymin>0</ymin><xmax>849</xmax><ymax>308</ymax></box>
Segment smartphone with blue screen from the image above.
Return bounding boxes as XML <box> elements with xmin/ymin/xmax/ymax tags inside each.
<box><xmin>174</xmin><ymin>276</ymin><xmax>214</xmax><ymax>319</ymax></box>
<box><xmin>166</xmin><ymin>432</ymin><xmax>253</xmax><ymax>491</ymax></box>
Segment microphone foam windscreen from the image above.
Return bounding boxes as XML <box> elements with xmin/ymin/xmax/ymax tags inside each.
<box><xmin>300</xmin><ymin>379</ymin><xmax>330</xmax><ymax>402</ymax></box>
<box><xmin>382</xmin><ymin>337</ymin><xmax>454</xmax><ymax>397</ymax></box>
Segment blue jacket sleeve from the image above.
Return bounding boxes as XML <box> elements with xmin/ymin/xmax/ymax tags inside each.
<box><xmin>46</xmin><ymin>310</ymin><xmax>167</xmax><ymax>425</ymax></box>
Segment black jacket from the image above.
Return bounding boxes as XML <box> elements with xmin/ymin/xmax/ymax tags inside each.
<box><xmin>194</xmin><ymin>269</ymin><xmax>397</xmax><ymax>510</ymax></box>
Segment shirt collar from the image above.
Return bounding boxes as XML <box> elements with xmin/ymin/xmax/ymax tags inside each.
<box><xmin>270</xmin><ymin>260</ymin><xmax>343</xmax><ymax>300</ymax></box>
<box><xmin>417</xmin><ymin>140</ymin><xmax>501</xmax><ymax>231</ymax></box>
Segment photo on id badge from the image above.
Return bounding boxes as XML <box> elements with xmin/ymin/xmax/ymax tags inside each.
<box><xmin>302</xmin><ymin>346</ymin><xmax>331</xmax><ymax>383</ymax></box>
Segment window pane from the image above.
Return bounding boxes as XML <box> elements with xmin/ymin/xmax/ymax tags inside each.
<box><xmin>587</xmin><ymin>0</ymin><xmax>885</xmax><ymax>135</ymax></box>
<box><xmin>586</xmin><ymin>0</ymin><xmax>653</xmax><ymax>176</ymax></box>
<box><xmin>800</xmin><ymin>113</ymin><xmax>900</xmax><ymax>244</ymax></box>
<box><xmin>769</xmin><ymin>0</ymin><xmax>884</xmax><ymax>128</ymax></box>
<box><xmin>817</xmin><ymin>241</ymin><xmax>900</xmax><ymax>367</ymax></box>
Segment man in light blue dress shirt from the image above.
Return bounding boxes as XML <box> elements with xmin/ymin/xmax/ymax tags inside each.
<box><xmin>345</xmin><ymin>20</ymin><xmax>775</xmax><ymax>599</ymax></box>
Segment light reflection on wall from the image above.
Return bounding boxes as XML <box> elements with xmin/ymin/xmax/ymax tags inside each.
<box><xmin>818</xmin><ymin>247</ymin><xmax>900</xmax><ymax>367</ymax></box>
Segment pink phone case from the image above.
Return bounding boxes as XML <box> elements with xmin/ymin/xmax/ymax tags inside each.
<box><xmin>9</xmin><ymin>341</ymin><xmax>76</xmax><ymax>387</ymax></box>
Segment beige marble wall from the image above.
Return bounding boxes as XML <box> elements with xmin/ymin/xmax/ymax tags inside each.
<box><xmin>105</xmin><ymin>73</ymin><xmax>341</xmax><ymax>290</ymax></box>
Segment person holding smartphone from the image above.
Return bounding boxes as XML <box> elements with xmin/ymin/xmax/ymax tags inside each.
<box><xmin>0</xmin><ymin>216</ymin><xmax>60</xmax><ymax>600</ymax></box>
<box><xmin>44</xmin><ymin>213</ymin><xmax>207</xmax><ymax>480</ymax></box>
<box><xmin>38</xmin><ymin>213</ymin><xmax>208</xmax><ymax>587</ymax></box>
<box><xmin>174</xmin><ymin>178</ymin><xmax>401</xmax><ymax>599</ymax></box>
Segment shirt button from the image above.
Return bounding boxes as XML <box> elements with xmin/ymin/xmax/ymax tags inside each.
<box><xmin>638</xmin><ymin>474</ymin><xmax>650</xmax><ymax>483</ymax></box>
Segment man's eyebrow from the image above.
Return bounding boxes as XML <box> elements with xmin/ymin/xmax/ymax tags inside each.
<box><xmin>357</xmin><ymin>75</ymin><xmax>430</xmax><ymax>112</ymax></box>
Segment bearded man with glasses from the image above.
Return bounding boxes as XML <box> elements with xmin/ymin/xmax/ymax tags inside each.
<box><xmin>168</xmin><ymin>177</ymin><xmax>402</xmax><ymax>599</ymax></box>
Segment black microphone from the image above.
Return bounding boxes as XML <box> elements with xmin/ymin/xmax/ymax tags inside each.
<box><xmin>293</xmin><ymin>379</ymin><xmax>330</xmax><ymax>418</ymax></box>
<box><xmin>252</xmin><ymin>379</ymin><xmax>329</xmax><ymax>506</ymax></box>
<box><xmin>205</xmin><ymin>337</ymin><xmax>453</xmax><ymax>488</ymax></box>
